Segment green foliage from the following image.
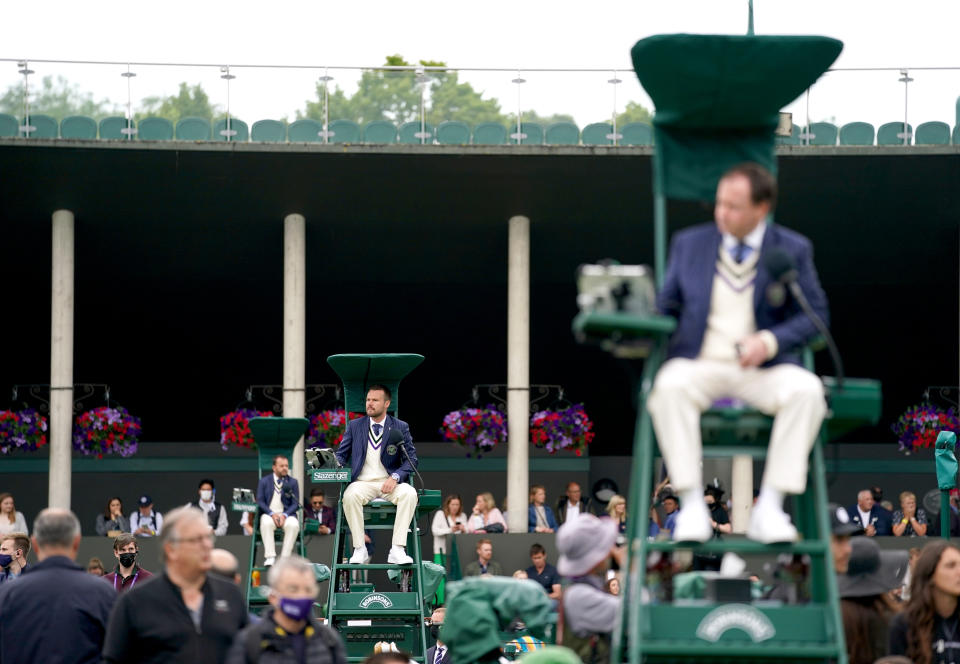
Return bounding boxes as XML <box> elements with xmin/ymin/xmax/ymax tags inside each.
<box><xmin>516</xmin><ymin>110</ymin><xmax>576</xmax><ymax>126</ymax></box>
<box><xmin>0</xmin><ymin>75</ymin><xmax>117</xmax><ymax>121</ymax></box>
<box><xmin>616</xmin><ymin>100</ymin><xmax>653</xmax><ymax>126</ymax></box>
<box><xmin>137</xmin><ymin>83</ymin><xmax>220</xmax><ymax>123</ymax></box>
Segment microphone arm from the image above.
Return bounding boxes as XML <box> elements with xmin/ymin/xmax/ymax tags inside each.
<box><xmin>389</xmin><ymin>429</ymin><xmax>425</xmax><ymax>490</ymax></box>
<box><xmin>784</xmin><ymin>278</ymin><xmax>845</xmax><ymax>390</ymax></box>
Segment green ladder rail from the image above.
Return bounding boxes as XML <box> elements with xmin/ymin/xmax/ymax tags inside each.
<box><xmin>242</xmin><ymin>417</ymin><xmax>310</xmax><ymax>615</ymax></box>
<box><xmin>324</xmin><ymin>353</ymin><xmax>436</xmax><ymax>662</ymax></box>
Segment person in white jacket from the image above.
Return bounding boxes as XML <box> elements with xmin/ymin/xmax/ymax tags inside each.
<box><xmin>431</xmin><ymin>494</ymin><xmax>468</xmax><ymax>604</ymax></box>
<box><xmin>0</xmin><ymin>494</ymin><xmax>28</xmax><ymax>536</ymax></box>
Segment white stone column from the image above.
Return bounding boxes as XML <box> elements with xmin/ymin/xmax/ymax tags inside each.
<box><xmin>731</xmin><ymin>454</ymin><xmax>753</xmax><ymax>533</ymax></box>
<box><xmin>283</xmin><ymin>214</ymin><xmax>306</xmax><ymax>490</ymax></box>
<box><xmin>506</xmin><ymin>215</ymin><xmax>530</xmax><ymax>535</ymax></box>
<box><xmin>49</xmin><ymin>209</ymin><xmax>75</xmax><ymax>509</ymax></box>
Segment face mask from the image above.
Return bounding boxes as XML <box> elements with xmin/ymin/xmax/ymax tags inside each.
<box><xmin>0</xmin><ymin>554</ymin><xmax>11</xmax><ymax>568</ymax></box>
<box><xmin>278</xmin><ymin>597</ymin><xmax>314</xmax><ymax>621</ymax></box>
<box><xmin>430</xmin><ymin>624</ymin><xmax>441</xmax><ymax>640</ymax></box>
<box><xmin>118</xmin><ymin>552</ymin><xmax>137</xmax><ymax>568</ymax></box>
<box><xmin>200</xmin><ymin>490</ymin><xmax>213</xmax><ymax>501</ymax></box>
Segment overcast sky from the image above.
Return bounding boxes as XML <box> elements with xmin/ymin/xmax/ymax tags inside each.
<box><xmin>3</xmin><ymin>0</ymin><xmax>959</xmax><ymax>129</ymax></box>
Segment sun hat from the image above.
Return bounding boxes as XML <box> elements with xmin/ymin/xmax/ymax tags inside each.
<box><xmin>557</xmin><ymin>514</ymin><xmax>619</xmax><ymax>577</ymax></box>
<box><xmin>838</xmin><ymin>537</ymin><xmax>909</xmax><ymax>598</ymax></box>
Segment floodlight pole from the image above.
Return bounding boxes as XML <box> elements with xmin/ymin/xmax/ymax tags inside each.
<box><xmin>506</xmin><ymin>215</ymin><xmax>531</xmax><ymax>535</ymax></box>
<box><xmin>49</xmin><ymin>209</ymin><xmax>75</xmax><ymax>509</ymax></box>
<box><xmin>283</xmin><ymin>213</ymin><xmax>307</xmax><ymax>490</ymax></box>
<box><xmin>747</xmin><ymin>0</ymin><xmax>755</xmax><ymax>35</ymax></box>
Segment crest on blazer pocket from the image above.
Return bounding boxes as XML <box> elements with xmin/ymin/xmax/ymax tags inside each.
<box><xmin>386</xmin><ymin>445</ymin><xmax>397</xmax><ymax>456</ymax></box>
<box><xmin>766</xmin><ymin>282</ymin><xmax>787</xmax><ymax>308</ymax></box>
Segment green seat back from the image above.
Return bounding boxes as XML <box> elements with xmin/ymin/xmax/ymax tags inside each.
<box><xmin>251</xmin><ymin>120</ymin><xmax>286</xmax><ymax>143</ymax></box>
<box><xmin>472</xmin><ymin>122</ymin><xmax>507</xmax><ymax>145</ymax></box>
<box><xmin>326</xmin><ymin>354</ymin><xmax>424</xmax><ymax>415</ymax></box>
<box><xmin>138</xmin><ymin>117</ymin><xmax>174</xmax><ymax>140</ymax></box>
<box><xmin>22</xmin><ymin>114</ymin><xmax>57</xmax><ymax>138</ymax></box>
<box><xmin>509</xmin><ymin>122</ymin><xmax>543</xmax><ymax>145</ymax></box>
<box><xmin>288</xmin><ymin>119</ymin><xmax>323</xmax><ymax>142</ymax></box>
<box><xmin>60</xmin><ymin>115</ymin><xmax>97</xmax><ymax>139</ymax></box>
<box><xmin>914</xmin><ymin>121</ymin><xmax>950</xmax><ymax>145</ymax></box>
<box><xmin>545</xmin><ymin>121</ymin><xmax>579</xmax><ymax>145</ymax></box>
<box><xmin>877</xmin><ymin>121</ymin><xmax>912</xmax><ymax>145</ymax></box>
<box><xmin>0</xmin><ymin>113</ymin><xmax>17</xmax><ymax>137</ymax></box>
<box><xmin>248</xmin><ymin>417</ymin><xmax>310</xmax><ymax>472</ymax></box>
<box><xmin>99</xmin><ymin>116</ymin><xmax>136</xmax><ymax>140</ymax></box>
<box><xmin>619</xmin><ymin>121</ymin><xmax>653</xmax><ymax>146</ymax></box>
<box><xmin>582</xmin><ymin>122</ymin><xmax>613</xmax><ymax>145</ymax></box>
<box><xmin>328</xmin><ymin>119</ymin><xmax>360</xmax><ymax>143</ymax></box>
<box><xmin>398</xmin><ymin>121</ymin><xmax>434</xmax><ymax>144</ymax></box>
<box><xmin>954</xmin><ymin>125</ymin><xmax>960</xmax><ymax>145</ymax></box>
<box><xmin>362</xmin><ymin>121</ymin><xmax>397</xmax><ymax>143</ymax></box>
<box><xmin>436</xmin><ymin>121</ymin><xmax>470</xmax><ymax>144</ymax></box>
<box><xmin>214</xmin><ymin>118</ymin><xmax>249</xmax><ymax>142</ymax></box>
<box><xmin>176</xmin><ymin>116</ymin><xmax>212</xmax><ymax>140</ymax></box>
<box><xmin>804</xmin><ymin>121</ymin><xmax>837</xmax><ymax>146</ymax></box>
<box><xmin>838</xmin><ymin>121</ymin><xmax>874</xmax><ymax>145</ymax></box>
<box><xmin>775</xmin><ymin>123</ymin><xmax>801</xmax><ymax>145</ymax></box>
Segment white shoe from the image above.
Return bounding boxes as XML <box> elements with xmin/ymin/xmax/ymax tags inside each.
<box><xmin>672</xmin><ymin>501</ymin><xmax>713</xmax><ymax>543</ymax></box>
<box><xmin>263</xmin><ymin>556</ymin><xmax>276</xmax><ymax>567</ymax></box>
<box><xmin>387</xmin><ymin>546</ymin><xmax>413</xmax><ymax>565</ymax></box>
<box><xmin>746</xmin><ymin>504</ymin><xmax>798</xmax><ymax>543</ymax></box>
<box><xmin>349</xmin><ymin>547</ymin><xmax>370</xmax><ymax>564</ymax></box>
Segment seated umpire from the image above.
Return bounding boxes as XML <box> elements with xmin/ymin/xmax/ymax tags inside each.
<box><xmin>336</xmin><ymin>384</ymin><xmax>418</xmax><ymax>565</ymax></box>
<box><xmin>256</xmin><ymin>455</ymin><xmax>301</xmax><ymax>567</ymax></box>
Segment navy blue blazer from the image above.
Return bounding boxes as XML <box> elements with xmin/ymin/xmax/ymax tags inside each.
<box><xmin>256</xmin><ymin>473</ymin><xmax>300</xmax><ymax>517</ymax></box>
<box><xmin>845</xmin><ymin>504</ymin><xmax>893</xmax><ymax>536</ymax></box>
<box><xmin>657</xmin><ymin>222</ymin><xmax>829</xmax><ymax>367</ymax></box>
<box><xmin>528</xmin><ymin>505</ymin><xmax>559</xmax><ymax>532</ymax></box>
<box><xmin>336</xmin><ymin>414</ymin><xmax>417</xmax><ymax>483</ymax></box>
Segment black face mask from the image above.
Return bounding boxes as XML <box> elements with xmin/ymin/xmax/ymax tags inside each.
<box><xmin>430</xmin><ymin>625</ymin><xmax>441</xmax><ymax>640</ymax></box>
<box><xmin>118</xmin><ymin>552</ymin><xmax>137</xmax><ymax>568</ymax></box>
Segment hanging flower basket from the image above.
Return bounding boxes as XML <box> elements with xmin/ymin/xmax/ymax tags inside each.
<box><xmin>530</xmin><ymin>404</ymin><xmax>595</xmax><ymax>456</ymax></box>
<box><xmin>307</xmin><ymin>409</ymin><xmax>363</xmax><ymax>449</ymax></box>
<box><xmin>220</xmin><ymin>409</ymin><xmax>273</xmax><ymax>450</ymax></box>
<box><xmin>892</xmin><ymin>403</ymin><xmax>960</xmax><ymax>454</ymax></box>
<box><xmin>0</xmin><ymin>409</ymin><xmax>48</xmax><ymax>454</ymax></box>
<box><xmin>73</xmin><ymin>406</ymin><xmax>142</xmax><ymax>458</ymax></box>
<box><xmin>440</xmin><ymin>406</ymin><xmax>507</xmax><ymax>458</ymax></box>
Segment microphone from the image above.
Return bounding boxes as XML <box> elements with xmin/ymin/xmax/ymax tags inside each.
<box><xmin>387</xmin><ymin>427</ymin><xmax>425</xmax><ymax>490</ymax></box>
<box><xmin>763</xmin><ymin>248</ymin><xmax>844</xmax><ymax>388</ymax></box>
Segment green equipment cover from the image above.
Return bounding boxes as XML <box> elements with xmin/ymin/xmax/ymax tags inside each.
<box><xmin>386</xmin><ymin>560</ymin><xmax>445</xmax><ymax>598</ymax></box>
<box><xmin>516</xmin><ymin>646</ymin><xmax>580</xmax><ymax>664</ymax></box>
<box><xmin>630</xmin><ymin>34</ymin><xmax>842</xmax><ymax>201</ymax></box>
<box><xmin>936</xmin><ymin>431</ymin><xmax>958</xmax><ymax>490</ymax></box>
<box><xmin>313</xmin><ymin>563</ymin><xmax>331</xmax><ymax>583</ymax></box>
<box><xmin>442</xmin><ymin>577</ymin><xmax>552</xmax><ymax>663</ymax></box>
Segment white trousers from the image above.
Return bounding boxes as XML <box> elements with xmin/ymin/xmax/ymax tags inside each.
<box><xmin>343</xmin><ymin>479</ymin><xmax>418</xmax><ymax>548</ymax></box>
<box><xmin>259</xmin><ymin>514</ymin><xmax>299</xmax><ymax>558</ymax></box>
<box><xmin>647</xmin><ymin>358</ymin><xmax>826</xmax><ymax>495</ymax></box>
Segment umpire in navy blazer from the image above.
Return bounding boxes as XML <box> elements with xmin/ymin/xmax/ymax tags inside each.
<box><xmin>255</xmin><ymin>455</ymin><xmax>301</xmax><ymax>565</ymax></box>
<box><xmin>336</xmin><ymin>383</ymin><xmax>419</xmax><ymax>565</ymax></box>
<box><xmin>647</xmin><ymin>162</ymin><xmax>829</xmax><ymax>545</ymax></box>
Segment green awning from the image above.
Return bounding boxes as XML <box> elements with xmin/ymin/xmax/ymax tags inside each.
<box><xmin>631</xmin><ymin>34</ymin><xmax>843</xmax><ymax>200</ymax></box>
<box><xmin>248</xmin><ymin>417</ymin><xmax>310</xmax><ymax>470</ymax></box>
<box><xmin>326</xmin><ymin>353</ymin><xmax>424</xmax><ymax>415</ymax></box>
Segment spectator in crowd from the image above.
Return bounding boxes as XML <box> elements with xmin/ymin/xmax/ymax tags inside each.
<box><xmin>889</xmin><ymin>540</ymin><xmax>960</xmax><ymax>664</ymax></box>
<box><xmin>555</xmin><ymin>482</ymin><xmax>596</xmax><ymax>526</ymax></box>
<box><xmin>227</xmin><ymin>555</ymin><xmax>347</xmax><ymax>664</ymax></box>
<box><xmin>464</xmin><ymin>539</ymin><xmax>503</xmax><ymax>577</ymax></box>
<box><xmin>87</xmin><ymin>557</ymin><xmax>106</xmax><ymax>576</ymax></box>
<box><xmin>103</xmin><ymin>506</ymin><xmax>247</xmax><ymax>664</ymax></box>
<box><xmin>525</xmin><ymin>544</ymin><xmax>561</xmax><ymax>601</ymax></box>
<box><xmin>556</xmin><ymin>514</ymin><xmax>624</xmax><ymax>662</ymax></box>
<box><xmin>96</xmin><ymin>497</ymin><xmax>130</xmax><ymax>536</ymax></box>
<box><xmin>693</xmin><ymin>485</ymin><xmax>732</xmax><ymax>572</ymax></box>
<box><xmin>257</xmin><ymin>455</ymin><xmax>301</xmax><ymax>567</ymax></box>
<box><xmin>0</xmin><ymin>532</ymin><xmax>30</xmax><ymax>583</ymax></box>
<box><xmin>892</xmin><ymin>491</ymin><xmax>928</xmax><ymax>538</ymax></box>
<box><xmin>606</xmin><ymin>495</ymin><xmax>627</xmax><ymax>534</ymax></box>
<box><xmin>828</xmin><ymin>503</ymin><xmax>862</xmax><ymax>574</ymax></box>
<box><xmin>0</xmin><ymin>493</ymin><xmax>28</xmax><ymax>535</ymax></box>
<box><xmin>362</xmin><ymin>654</ymin><xmax>410</xmax><ymax>664</ymax></box>
<box><xmin>425</xmin><ymin>607</ymin><xmax>449</xmax><ymax>664</ymax></box>
<box><xmin>240</xmin><ymin>511</ymin><xmax>254</xmax><ymax>536</ymax></box>
<box><xmin>605</xmin><ymin>577</ymin><xmax>620</xmax><ymax>596</ymax></box>
<box><xmin>839</xmin><ymin>537</ymin><xmax>907</xmax><ymax>664</ymax></box>
<box><xmin>528</xmin><ymin>485</ymin><xmax>558</xmax><ymax>534</ymax></box>
<box><xmin>467</xmin><ymin>492</ymin><xmax>508</xmax><ymax>534</ymax></box>
<box><xmin>512</xmin><ymin>569</ymin><xmax>529</xmax><ymax>580</ymax></box>
<box><xmin>660</xmin><ymin>494</ymin><xmax>680</xmax><ymax>539</ymax></box>
<box><xmin>304</xmin><ymin>488</ymin><xmax>337</xmax><ymax>535</ymax></box>
<box><xmin>189</xmin><ymin>478</ymin><xmax>229</xmax><ymax>537</ymax></box>
<box><xmin>103</xmin><ymin>533</ymin><xmax>154</xmax><ymax>593</ymax></box>
<box><xmin>432</xmin><ymin>494</ymin><xmax>468</xmax><ymax>559</ymax></box>
<box><xmin>211</xmin><ymin>548</ymin><xmax>243</xmax><ymax>585</ymax></box>
<box><xmin>901</xmin><ymin>547</ymin><xmax>922</xmax><ymax>602</ymax></box>
<box><xmin>131</xmin><ymin>494</ymin><xmax>163</xmax><ymax>537</ymax></box>
<box><xmin>0</xmin><ymin>509</ymin><xmax>116</xmax><ymax>663</ymax></box>
<box><xmin>847</xmin><ymin>489</ymin><xmax>892</xmax><ymax>537</ymax></box>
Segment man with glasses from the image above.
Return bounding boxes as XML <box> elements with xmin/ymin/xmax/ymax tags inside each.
<box><xmin>304</xmin><ymin>489</ymin><xmax>336</xmax><ymax>535</ymax></box>
<box><xmin>103</xmin><ymin>506</ymin><xmax>248</xmax><ymax>664</ymax></box>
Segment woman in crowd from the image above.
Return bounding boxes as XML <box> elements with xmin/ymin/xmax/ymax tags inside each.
<box><xmin>606</xmin><ymin>495</ymin><xmax>627</xmax><ymax>534</ymax></box>
<box><xmin>467</xmin><ymin>492</ymin><xmax>508</xmax><ymax>533</ymax></box>
<box><xmin>605</xmin><ymin>577</ymin><xmax>621</xmax><ymax>596</ymax></box>
<box><xmin>431</xmin><ymin>494</ymin><xmax>468</xmax><ymax>604</ymax></box>
<box><xmin>839</xmin><ymin>537</ymin><xmax>907</xmax><ymax>664</ymax></box>
<box><xmin>95</xmin><ymin>497</ymin><xmax>130</xmax><ymax>536</ymax></box>
<box><xmin>528</xmin><ymin>485</ymin><xmax>558</xmax><ymax>533</ymax></box>
<box><xmin>0</xmin><ymin>494</ymin><xmax>28</xmax><ymax>535</ymax></box>
<box><xmin>86</xmin><ymin>557</ymin><xmax>106</xmax><ymax>576</ymax></box>
<box><xmin>892</xmin><ymin>491</ymin><xmax>928</xmax><ymax>537</ymax></box>
<box><xmin>889</xmin><ymin>540</ymin><xmax>960</xmax><ymax>664</ymax></box>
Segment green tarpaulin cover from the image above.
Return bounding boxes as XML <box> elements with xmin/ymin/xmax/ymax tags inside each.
<box><xmin>936</xmin><ymin>431</ymin><xmax>958</xmax><ymax>490</ymax></box>
<box><xmin>631</xmin><ymin>34</ymin><xmax>843</xmax><ymax>200</ymax></box>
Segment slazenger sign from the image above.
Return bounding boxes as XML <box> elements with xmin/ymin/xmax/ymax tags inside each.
<box><xmin>359</xmin><ymin>593</ymin><xmax>394</xmax><ymax>609</ymax></box>
<box><xmin>695</xmin><ymin>605</ymin><xmax>776</xmax><ymax>642</ymax></box>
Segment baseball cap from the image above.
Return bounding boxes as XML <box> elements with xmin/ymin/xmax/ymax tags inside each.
<box><xmin>828</xmin><ymin>503</ymin><xmax>862</xmax><ymax>536</ymax></box>
<box><xmin>138</xmin><ymin>495</ymin><xmax>152</xmax><ymax>507</ymax></box>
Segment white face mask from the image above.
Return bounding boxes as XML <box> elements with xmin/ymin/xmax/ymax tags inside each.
<box><xmin>200</xmin><ymin>490</ymin><xmax>213</xmax><ymax>501</ymax></box>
